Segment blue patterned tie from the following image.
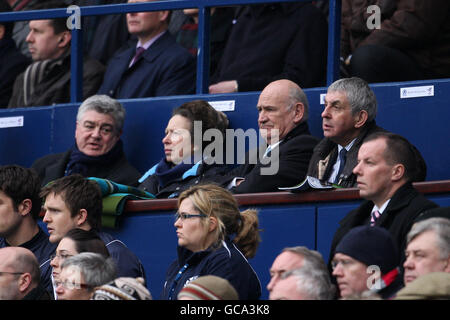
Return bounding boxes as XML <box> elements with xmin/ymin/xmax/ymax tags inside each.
<box><xmin>334</xmin><ymin>148</ymin><xmax>347</xmax><ymax>184</ymax></box>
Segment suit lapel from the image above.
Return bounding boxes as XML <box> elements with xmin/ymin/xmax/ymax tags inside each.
<box><xmin>136</xmin><ymin>31</ymin><xmax>172</xmax><ymax>65</ymax></box>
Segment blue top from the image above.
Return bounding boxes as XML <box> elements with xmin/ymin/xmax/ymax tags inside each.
<box><xmin>139</xmin><ymin>158</ymin><xmax>229</xmax><ymax>199</ymax></box>
<box><xmin>98</xmin><ymin>231</ymin><xmax>147</xmax><ymax>283</ymax></box>
<box><xmin>161</xmin><ymin>239</ymin><xmax>261</xmax><ymax>300</ymax></box>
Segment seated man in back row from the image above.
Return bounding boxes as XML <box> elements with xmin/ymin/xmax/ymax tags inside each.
<box><xmin>98</xmin><ymin>0</ymin><xmax>196</xmax><ymax>99</ymax></box>
<box><xmin>220</xmin><ymin>79</ymin><xmax>319</xmax><ymax>193</ymax></box>
<box><xmin>32</xmin><ymin>95</ymin><xmax>141</xmax><ymax>187</ymax></box>
<box><xmin>8</xmin><ymin>1</ymin><xmax>104</xmax><ymax>108</ymax></box>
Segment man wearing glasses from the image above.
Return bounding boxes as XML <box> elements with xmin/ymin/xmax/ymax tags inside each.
<box><xmin>0</xmin><ymin>247</ymin><xmax>51</xmax><ymax>300</ymax></box>
<box><xmin>32</xmin><ymin>94</ymin><xmax>141</xmax><ymax>187</ymax></box>
<box><xmin>54</xmin><ymin>252</ymin><xmax>116</xmax><ymax>300</ymax></box>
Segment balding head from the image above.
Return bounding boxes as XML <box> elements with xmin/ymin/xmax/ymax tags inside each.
<box><xmin>0</xmin><ymin>247</ymin><xmax>40</xmax><ymax>300</ymax></box>
<box><xmin>257</xmin><ymin>79</ymin><xmax>309</xmax><ymax>144</ymax></box>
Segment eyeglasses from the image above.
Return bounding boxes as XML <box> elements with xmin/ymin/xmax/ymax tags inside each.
<box><xmin>0</xmin><ymin>271</ymin><xmax>24</xmax><ymax>277</ymax></box>
<box><xmin>331</xmin><ymin>258</ymin><xmax>356</xmax><ymax>270</ymax></box>
<box><xmin>50</xmin><ymin>253</ymin><xmax>74</xmax><ymax>261</ymax></box>
<box><xmin>174</xmin><ymin>212</ymin><xmax>208</xmax><ymax>221</ymax></box>
<box><xmin>54</xmin><ymin>279</ymin><xmax>93</xmax><ymax>290</ymax></box>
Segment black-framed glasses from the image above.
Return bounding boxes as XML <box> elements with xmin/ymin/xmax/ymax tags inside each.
<box><xmin>174</xmin><ymin>212</ymin><xmax>208</xmax><ymax>221</ymax></box>
<box><xmin>0</xmin><ymin>271</ymin><xmax>24</xmax><ymax>276</ymax></box>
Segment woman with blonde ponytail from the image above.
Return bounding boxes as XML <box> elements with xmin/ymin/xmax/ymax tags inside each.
<box><xmin>161</xmin><ymin>184</ymin><xmax>262</xmax><ymax>300</ymax></box>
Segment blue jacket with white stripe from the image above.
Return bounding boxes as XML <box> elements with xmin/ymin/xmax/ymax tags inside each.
<box><xmin>138</xmin><ymin>160</ymin><xmax>229</xmax><ymax>199</ymax></box>
<box><xmin>161</xmin><ymin>239</ymin><xmax>261</xmax><ymax>300</ymax></box>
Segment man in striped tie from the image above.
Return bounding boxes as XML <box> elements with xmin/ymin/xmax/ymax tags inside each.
<box><xmin>328</xmin><ymin>132</ymin><xmax>438</xmax><ymax>272</ymax></box>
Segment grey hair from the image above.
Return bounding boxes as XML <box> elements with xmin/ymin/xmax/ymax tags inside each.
<box><xmin>279</xmin><ymin>247</ymin><xmax>336</xmax><ymax>299</ymax></box>
<box><xmin>287</xmin><ymin>85</ymin><xmax>309</xmax><ymax>122</ymax></box>
<box><xmin>282</xmin><ymin>267</ymin><xmax>336</xmax><ymax>300</ymax></box>
<box><xmin>61</xmin><ymin>252</ymin><xmax>117</xmax><ymax>289</ymax></box>
<box><xmin>282</xmin><ymin>246</ymin><xmax>325</xmax><ymax>271</ymax></box>
<box><xmin>76</xmin><ymin>95</ymin><xmax>126</xmax><ymax>132</ymax></box>
<box><xmin>407</xmin><ymin>217</ymin><xmax>450</xmax><ymax>260</ymax></box>
<box><xmin>328</xmin><ymin>77</ymin><xmax>377</xmax><ymax>122</ymax></box>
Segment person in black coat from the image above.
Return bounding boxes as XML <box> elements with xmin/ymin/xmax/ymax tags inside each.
<box><xmin>0</xmin><ymin>0</ymin><xmax>30</xmax><ymax>108</ymax></box>
<box><xmin>138</xmin><ymin>100</ymin><xmax>229</xmax><ymax>198</ymax></box>
<box><xmin>209</xmin><ymin>2</ymin><xmax>328</xmax><ymax>93</ymax></box>
<box><xmin>331</xmin><ymin>226</ymin><xmax>404</xmax><ymax>299</ymax></box>
<box><xmin>328</xmin><ymin>132</ymin><xmax>438</xmax><ymax>272</ymax></box>
<box><xmin>32</xmin><ymin>95</ymin><xmax>141</xmax><ymax>186</ymax></box>
<box><xmin>220</xmin><ymin>79</ymin><xmax>319</xmax><ymax>194</ymax></box>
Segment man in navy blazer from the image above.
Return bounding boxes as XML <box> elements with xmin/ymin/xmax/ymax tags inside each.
<box><xmin>98</xmin><ymin>0</ymin><xmax>196</xmax><ymax>99</ymax></box>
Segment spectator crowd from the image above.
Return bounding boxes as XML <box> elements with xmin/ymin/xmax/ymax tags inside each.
<box><xmin>0</xmin><ymin>0</ymin><xmax>449</xmax><ymax>302</ymax></box>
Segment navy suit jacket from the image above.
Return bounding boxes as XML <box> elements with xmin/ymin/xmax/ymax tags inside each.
<box><xmin>98</xmin><ymin>31</ymin><xmax>196</xmax><ymax>98</ymax></box>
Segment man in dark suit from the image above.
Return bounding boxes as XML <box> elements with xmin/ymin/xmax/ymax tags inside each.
<box><xmin>328</xmin><ymin>132</ymin><xmax>438</xmax><ymax>268</ymax></box>
<box><xmin>221</xmin><ymin>79</ymin><xmax>319</xmax><ymax>193</ymax></box>
<box><xmin>209</xmin><ymin>2</ymin><xmax>328</xmax><ymax>93</ymax></box>
<box><xmin>98</xmin><ymin>0</ymin><xmax>196</xmax><ymax>98</ymax></box>
<box><xmin>306</xmin><ymin>77</ymin><xmax>385</xmax><ymax>188</ymax></box>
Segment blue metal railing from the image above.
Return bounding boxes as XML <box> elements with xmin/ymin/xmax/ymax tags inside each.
<box><xmin>0</xmin><ymin>0</ymin><xmax>341</xmax><ymax>103</ymax></box>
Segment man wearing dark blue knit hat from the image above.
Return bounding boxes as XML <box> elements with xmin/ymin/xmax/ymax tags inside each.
<box><xmin>331</xmin><ymin>225</ymin><xmax>404</xmax><ymax>299</ymax></box>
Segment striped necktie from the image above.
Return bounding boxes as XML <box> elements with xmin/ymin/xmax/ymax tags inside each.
<box><xmin>370</xmin><ymin>210</ymin><xmax>381</xmax><ymax>226</ymax></box>
<box><xmin>334</xmin><ymin>148</ymin><xmax>348</xmax><ymax>183</ymax></box>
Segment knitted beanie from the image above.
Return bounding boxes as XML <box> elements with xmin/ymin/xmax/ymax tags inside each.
<box><xmin>90</xmin><ymin>277</ymin><xmax>152</xmax><ymax>300</ymax></box>
<box><xmin>335</xmin><ymin>226</ymin><xmax>399</xmax><ymax>274</ymax></box>
<box><xmin>177</xmin><ymin>275</ymin><xmax>239</xmax><ymax>300</ymax></box>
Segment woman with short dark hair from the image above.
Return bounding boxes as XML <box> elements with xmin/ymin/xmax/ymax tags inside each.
<box><xmin>138</xmin><ymin>100</ymin><xmax>229</xmax><ymax>198</ymax></box>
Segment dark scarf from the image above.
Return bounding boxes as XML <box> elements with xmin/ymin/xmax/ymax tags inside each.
<box><xmin>65</xmin><ymin>140</ymin><xmax>124</xmax><ymax>177</ymax></box>
<box><xmin>22</xmin><ymin>50</ymin><xmax>70</xmax><ymax>106</ymax></box>
<box><xmin>155</xmin><ymin>157</ymin><xmax>195</xmax><ymax>188</ymax></box>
